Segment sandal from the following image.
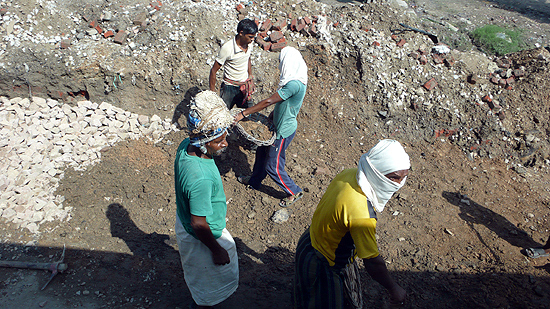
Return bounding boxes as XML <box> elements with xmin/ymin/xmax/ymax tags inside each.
<box><xmin>279</xmin><ymin>191</ymin><xmax>304</xmax><ymax>208</ymax></box>
<box><xmin>526</xmin><ymin>247</ymin><xmax>550</xmax><ymax>258</ymax></box>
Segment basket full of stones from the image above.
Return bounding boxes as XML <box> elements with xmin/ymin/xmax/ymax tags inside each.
<box><xmin>231</xmin><ymin>108</ymin><xmax>276</xmax><ymax>146</ymax></box>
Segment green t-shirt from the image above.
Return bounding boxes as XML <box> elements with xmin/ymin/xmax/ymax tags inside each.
<box><xmin>274</xmin><ymin>80</ymin><xmax>307</xmax><ymax>139</ymax></box>
<box><xmin>174</xmin><ymin>138</ymin><xmax>227</xmax><ymax>239</ymax></box>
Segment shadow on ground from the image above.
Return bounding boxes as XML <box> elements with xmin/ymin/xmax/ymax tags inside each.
<box><xmin>1</xmin><ymin>202</ymin><xmax>549</xmax><ymax>308</ymax></box>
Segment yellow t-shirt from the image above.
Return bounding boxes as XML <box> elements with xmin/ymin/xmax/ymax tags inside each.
<box><xmin>215</xmin><ymin>37</ymin><xmax>253</xmax><ymax>82</ymax></box>
<box><xmin>310</xmin><ymin>168</ymin><xmax>379</xmax><ymax>267</ymax></box>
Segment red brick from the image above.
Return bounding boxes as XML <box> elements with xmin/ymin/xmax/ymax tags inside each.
<box><xmin>288</xmin><ymin>12</ymin><xmax>293</xmax><ymax>19</ymax></box>
<box><xmin>418</xmin><ymin>48</ymin><xmax>428</xmax><ymax>55</ymax></box>
<box><xmin>236</xmin><ymin>3</ymin><xmax>244</xmax><ymax>11</ymax></box>
<box><xmin>423</xmin><ymin>78</ymin><xmax>437</xmax><ymax>91</ymax></box>
<box><xmin>95</xmin><ymin>25</ymin><xmax>103</xmax><ymax>34</ymax></box>
<box><xmin>333</xmin><ymin>21</ymin><xmax>339</xmax><ymax>27</ymax></box>
<box><xmin>270</xmin><ymin>41</ymin><xmax>287</xmax><ymax>52</ymax></box>
<box><xmin>309</xmin><ymin>23</ymin><xmax>318</xmax><ymax>37</ymax></box>
<box><xmin>272</xmin><ymin>19</ymin><xmax>286</xmax><ymax>31</ymax></box>
<box><xmin>290</xmin><ymin>18</ymin><xmax>297</xmax><ymax>31</ymax></box>
<box><xmin>263</xmin><ymin>41</ymin><xmax>272</xmax><ymax>51</ymax></box>
<box><xmin>391</xmin><ymin>34</ymin><xmax>398</xmax><ymax>41</ymax></box>
<box><xmin>373</xmin><ymin>41</ymin><xmax>381</xmax><ymax>47</ymax></box>
<box><xmin>482</xmin><ymin>95</ymin><xmax>492</xmax><ymax>103</ymax></box>
<box><xmin>89</xmin><ymin>19</ymin><xmax>98</xmax><ymax>28</ymax></box>
<box><xmin>505</xmin><ymin>85</ymin><xmax>513</xmax><ymax>90</ymax></box>
<box><xmin>114</xmin><ymin>30</ymin><xmax>127</xmax><ymax>44</ymax></box>
<box><xmin>258</xmin><ymin>31</ymin><xmax>268</xmax><ymax>39</ymax></box>
<box><xmin>498</xmin><ymin>79</ymin><xmax>506</xmax><ymax>87</ymax></box>
<box><xmin>300</xmin><ymin>25</ymin><xmax>310</xmax><ymax>37</ymax></box>
<box><xmin>410</xmin><ymin>52</ymin><xmax>420</xmax><ymax>60</ymax></box>
<box><xmin>506</xmin><ymin>76</ymin><xmax>515</xmax><ymax>85</ymax></box>
<box><xmin>432</xmin><ymin>53</ymin><xmax>444</xmax><ymax>64</ymax></box>
<box><xmin>260</xmin><ymin>19</ymin><xmax>272</xmax><ymax>32</ymax></box>
<box><xmin>303</xmin><ymin>16</ymin><xmax>311</xmax><ymax>24</ymax></box>
<box><xmin>396</xmin><ymin>39</ymin><xmax>406</xmax><ymax>47</ymax></box>
<box><xmin>269</xmin><ymin>31</ymin><xmax>284</xmax><ymax>42</ymax></box>
<box><xmin>254</xmin><ymin>17</ymin><xmax>260</xmax><ymax>26</ymax></box>
<box><xmin>296</xmin><ymin>21</ymin><xmax>306</xmax><ymax>32</ymax></box>
<box><xmin>490</xmin><ymin>76</ymin><xmax>500</xmax><ymax>84</ymax></box>
<box><xmin>60</xmin><ymin>39</ymin><xmax>71</xmax><ymax>49</ymax></box>
<box><xmin>104</xmin><ymin>30</ymin><xmax>114</xmax><ymax>38</ymax></box>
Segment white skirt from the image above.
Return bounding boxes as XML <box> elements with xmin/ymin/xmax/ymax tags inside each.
<box><xmin>175</xmin><ymin>216</ymin><xmax>239</xmax><ymax>306</ymax></box>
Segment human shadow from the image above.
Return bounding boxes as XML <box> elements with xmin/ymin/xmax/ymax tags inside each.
<box><xmin>442</xmin><ymin>191</ymin><xmax>540</xmax><ymax>254</ymax></box>
<box><xmin>106</xmin><ymin>203</ymin><xmax>178</xmax><ymax>261</ymax></box>
<box><xmin>171</xmin><ymin>86</ymin><xmax>201</xmax><ymax>129</ymax></box>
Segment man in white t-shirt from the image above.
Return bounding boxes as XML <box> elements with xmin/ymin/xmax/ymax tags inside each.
<box><xmin>209</xmin><ymin>19</ymin><xmax>258</xmax><ymax>109</ymax></box>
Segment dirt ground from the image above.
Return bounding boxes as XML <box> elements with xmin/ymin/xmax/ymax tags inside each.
<box><xmin>1</xmin><ymin>0</ymin><xmax>550</xmax><ymax>308</ymax></box>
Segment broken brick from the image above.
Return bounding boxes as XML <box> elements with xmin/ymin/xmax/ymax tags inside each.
<box><xmin>418</xmin><ymin>48</ymin><xmax>428</xmax><ymax>56</ymax></box>
<box><xmin>95</xmin><ymin>25</ymin><xmax>103</xmax><ymax>34</ymax></box>
<box><xmin>505</xmin><ymin>85</ymin><xmax>513</xmax><ymax>90</ymax></box>
<box><xmin>333</xmin><ymin>21</ymin><xmax>339</xmax><ymax>27</ymax></box>
<box><xmin>423</xmin><ymin>78</ymin><xmax>437</xmax><ymax>91</ymax></box>
<box><xmin>0</xmin><ymin>7</ymin><xmax>8</xmax><ymax>16</ymax></box>
<box><xmin>254</xmin><ymin>17</ymin><xmax>260</xmax><ymax>26</ymax></box>
<box><xmin>410</xmin><ymin>52</ymin><xmax>420</xmax><ymax>60</ymax></box>
<box><xmin>114</xmin><ymin>30</ymin><xmax>127</xmax><ymax>44</ymax></box>
<box><xmin>432</xmin><ymin>53</ymin><xmax>444</xmax><ymax>64</ymax></box>
<box><xmin>396</xmin><ymin>39</ymin><xmax>406</xmax><ymax>47</ymax></box>
<box><xmin>258</xmin><ymin>31</ymin><xmax>268</xmax><ymax>39</ymax></box>
<box><xmin>133</xmin><ymin>12</ymin><xmax>147</xmax><ymax>25</ymax></box>
<box><xmin>303</xmin><ymin>16</ymin><xmax>311</xmax><ymax>25</ymax></box>
<box><xmin>391</xmin><ymin>34</ymin><xmax>398</xmax><ymax>41</ymax></box>
<box><xmin>373</xmin><ymin>41</ymin><xmax>381</xmax><ymax>47</ymax></box>
<box><xmin>300</xmin><ymin>26</ymin><xmax>310</xmax><ymax>37</ymax></box>
<box><xmin>506</xmin><ymin>76</ymin><xmax>515</xmax><ymax>85</ymax></box>
<box><xmin>60</xmin><ymin>39</ymin><xmax>71</xmax><ymax>49</ymax></box>
<box><xmin>490</xmin><ymin>76</ymin><xmax>500</xmax><ymax>84</ymax></box>
<box><xmin>263</xmin><ymin>41</ymin><xmax>272</xmax><ymax>51</ymax></box>
<box><xmin>89</xmin><ymin>19</ymin><xmax>98</xmax><ymax>28</ymax></box>
<box><xmin>270</xmin><ymin>41</ymin><xmax>287</xmax><ymax>52</ymax></box>
<box><xmin>104</xmin><ymin>30</ymin><xmax>114</xmax><ymax>38</ymax></box>
<box><xmin>290</xmin><ymin>18</ymin><xmax>297</xmax><ymax>31</ymax></box>
<box><xmin>309</xmin><ymin>23</ymin><xmax>318</xmax><ymax>37</ymax></box>
<box><xmin>260</xmin><ymin>19</ymin><xmax>272</xmax><ymax>32</ymax></box>
<box><xmin>269</xmin><ymin>31</ymin><xmax>284</xmax><ymax>42</ymax></box>
<box><xmin>498</xmin><ymin>79</ymin><xmax>507</xmax><ymax>87</ymax></box>
<box><xmin>482</xmin><ymin>95</ymin><xmax>492</xmax><ymax>103</ymax></box>
<box><xmin>272</xmin><ymin>19</ymin><xmax>286</xmax><ymax>31</ymax></box>
<box><xmin>236</xmin><ymin>3</ymin><xmax>244</xmax><ymax>11</ymax></box>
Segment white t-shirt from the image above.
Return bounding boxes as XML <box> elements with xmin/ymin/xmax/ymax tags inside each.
<box><xmin>215</xmin><ymin>37</ymin><xmax>253</xmax><ymax>83</ymax></box>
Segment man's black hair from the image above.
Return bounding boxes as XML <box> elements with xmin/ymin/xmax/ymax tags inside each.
<box><xmin>237</xmin><ymin>19</ymin><xmax>258</xmax><ymax>35</ymax></box>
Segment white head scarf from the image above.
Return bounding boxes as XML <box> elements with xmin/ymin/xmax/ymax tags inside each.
<box><xmin>356</xmin><ymin>139</ymin><xmax>411</xmax><ymax>213</ymax></box>
<box><xmin>278</xmin><ymin>46</ymin><xmax>308</xmax><ymax>90</ymax></box>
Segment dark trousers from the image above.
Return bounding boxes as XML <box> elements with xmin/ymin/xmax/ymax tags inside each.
<box><xmin>220</xmin><ymin>83</ymin><xmax>252</xmax><ymax>110</ymax></box>
<box><xmin>248</xmin><ymin>131</ymin><xmax>301</xmax><ymax>196</ymax></box>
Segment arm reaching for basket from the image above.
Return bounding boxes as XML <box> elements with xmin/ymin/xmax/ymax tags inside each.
<box><xmin>233</xmin><ymin>92</ymin><xmax>282</xmax><ymax>123</ymax></box>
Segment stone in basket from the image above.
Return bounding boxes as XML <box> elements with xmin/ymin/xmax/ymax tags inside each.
<box><xmin>231</xmin><ymin>108</ymin><xmax>276</xmax><ymax>146</ymax></box>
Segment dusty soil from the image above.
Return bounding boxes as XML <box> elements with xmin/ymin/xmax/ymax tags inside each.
<box><xmin>1</xmin><ymin>0</ymin><xmax>550</xmax><ymax>308</ymax></box>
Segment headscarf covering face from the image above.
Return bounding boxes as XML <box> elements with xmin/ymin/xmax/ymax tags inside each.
<box><xmin>278</xmin><ymin>46</ymin><xmax>308</xmax><ymax>90</ymax></box>
<box><xmin>356</xmin><ymin>139</ymin><xmax>411</xmax><ymax>213</ymax></box>
<box><xmin>187</xmin><ymin>90</ymin><xmax>233</xmax><ymax>149</ymax></box>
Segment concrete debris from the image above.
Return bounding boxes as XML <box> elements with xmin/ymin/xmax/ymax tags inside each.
<box><xmin>0</xmin><ymin>95</ymin><xmax>177</xmax><ymax>233</ymax></box>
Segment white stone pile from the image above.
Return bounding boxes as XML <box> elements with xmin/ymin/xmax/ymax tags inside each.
<box><xmin>0</xmin><ymin>96</ymin><xmax>177</xmax><ymax>234</ymax></box>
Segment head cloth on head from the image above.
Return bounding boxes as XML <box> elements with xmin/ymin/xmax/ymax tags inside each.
<box><xmin>187</xmin><ymin>90</ymin><xmax>233</xmax><ymax>148</ymax></box>
<box><xmin>356</xmin><ymin>139</ymin><xmax>411</xmax><ymax>213</ymax></box>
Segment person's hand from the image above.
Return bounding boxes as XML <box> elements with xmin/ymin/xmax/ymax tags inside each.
<box><xmin>248</xmin><ymin>78</ymin><xmax>256</xmax><ymax>95</ymax></box>
<box><xmin>212</xmin><ymin>247</ymin><xmax>230</xmax><ymax>265</ymax></box>
<box><xmin>389</xmin><ymin>285</ymin><xmax>407</xmax><ymax>307</ymax></box>
<box><xmin>234</xmin><ymin>111</ymin><xmax>245</xmax><ymax>125</ymax></box>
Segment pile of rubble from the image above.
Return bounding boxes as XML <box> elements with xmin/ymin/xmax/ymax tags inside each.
<box><xmin>0</xmin><ymin>96</ymin><xmax>176</xmax><ymax>233</ymax></box>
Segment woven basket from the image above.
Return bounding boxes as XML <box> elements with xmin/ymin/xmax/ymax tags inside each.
<box><xmin>231</xmin><ymin>108</ymin><xmax>276</xmax><ymax>146</ymax></box>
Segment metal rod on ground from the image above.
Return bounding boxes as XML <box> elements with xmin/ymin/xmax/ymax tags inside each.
<box><xmin>0</xmin><ymin>245</ymin><xmax>68</xmax><ymax>290</ymax></box>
